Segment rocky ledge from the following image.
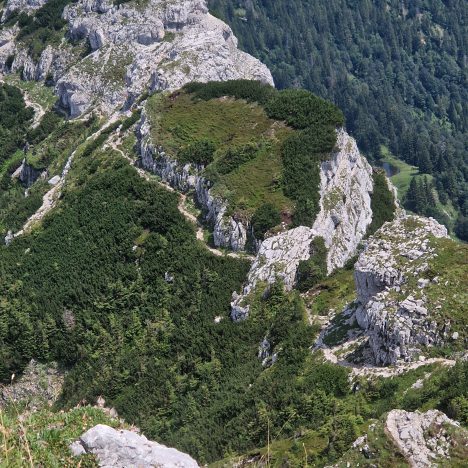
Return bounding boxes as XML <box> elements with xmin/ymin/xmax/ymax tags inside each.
<box><xmin>1</xmin><ymin>0</ymin><xmax>273</xmax><ymax>117</ymax></box>
<box><xmin>231</xmin><ymin>130</ymin><xmax>375</xmax><ymax>319</ymax></box>
<box><xmin>385</xmin><ymin>409</ymin><xmax>468</xmax><ymax>467</ymax></box>
<box><xmin>70</xmin><ymin>424</ymin><xmax>199</xmax><ymax>467</ymax></box>
<box><xmin>354</xmin><ymin>215</ymin><xmax>450</xmax><ymax>365</ymax></box>
<box><xmin>137</xmin><ymin>110</ymin><xmax>249</xmax><ymax>252</ymax></box>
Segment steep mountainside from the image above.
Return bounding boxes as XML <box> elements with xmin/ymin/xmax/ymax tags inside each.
<box><xmin>0</xmin><ymin>0</ymin><xmax>466</xmax><ymax>467</ymax></box>
<box><xmin>208</xmin><ymin>0</ymin><xmax>468</xmax><ymax>236</ymax></box>
<box><xmin>1</xmin><ymin>0</ymin><xmax>272</xmax><ymax>116</ymax></box>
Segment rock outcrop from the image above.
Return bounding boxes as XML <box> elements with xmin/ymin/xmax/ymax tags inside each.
<box><xmin>385</xmin><ymin>409</ymin><xmax>467</xmax><ymax>467</ymax></box>
<box><xmin>1</xmin><ymin>359</ymin><xmax>64</xmax><ymax>408</ymax></box>
<box><xmin>14</xmin><ymin>158</ymin><xmax>45</xmax><ymax>187</ymax></box>
<box><xmin>231</xmin><ymin>130</ymin><xmax>375</xmax><ymax>319</ymax></box>
<box><xmin>137</xmin><ymin>111</ymin><xmax>249</xmax><ymax>251</ymax></box>
<box><xmin>58</xmin><ymin>0</ymin><xmax>273</xmax><ymax>116</ymax></box>
<box><xmin>1</xmin><ymin>0</ymin><xmax>48</xmax><ymax>21</ymax></box>
<box><xmin>1</xmin><ymin>0</ymin><xmax>273</xmax><ymax>117</ymax></box>
<box><xmin>354</xmin><ymin>215</ymin><xmax>449</xmax><ymax>365</ymax></box>
<box><xmin>70</xmin><ymin>424</ymin><xmax>199</xmax><ymax>467</ymax></box>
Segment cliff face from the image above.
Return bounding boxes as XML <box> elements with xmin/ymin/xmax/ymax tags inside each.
<box><xmin>1</xmin><ymin>0</ymin><xmax>273</xmax><ymax>117</ymax></box>
<box><xmin>231</xmin><ymin>130</ymin><xmax>375</xmax><ymax>319</ymax></box>
<box><xmin>354</xmin><ymin>215</ymin><xmax>451</xmax><ymax>365</ymax></box>
<box><xmin>137</xmin><ymin>111</ymin><xmax>249</xmax><ymax>251</ymax></box>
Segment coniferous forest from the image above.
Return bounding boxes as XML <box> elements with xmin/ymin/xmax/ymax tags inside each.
<box><xmin>208</xmin><ymin>0</ymin><xmax>468</xmax><ymax>237</ymax></box>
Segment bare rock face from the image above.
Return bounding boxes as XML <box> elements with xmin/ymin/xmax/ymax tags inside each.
<box><xmin>231</xmin><ymin>130</ymin><xmax>375</xmax><ymax>319</ymax></box>
<box><xmin>1</xmin><ymin>0</ymin><xmax>48</xmax><ymax>21</ymax></box>
<box><xmin>56</xmin><ymin>0</ymin><xmax>273</xmax><ymax>116</ymax></box>
<box><xmin>354</xmin><ymin>215</ymin><xmax>449</xmax><ymax>365</ymax></box>
<box><xmin>1</xmin><ymin>0</ymin><xmax>272</xmax><ymax>117</ymax></box>
<box><xmin>312</xmin><ymin>129</ymin><xmax>374</xmax><ymax>272</ymax></box>
<box><xmin>70</xmin><ymin>424</ymin><xmax>199</xmax><ymax>467</ymax></box>
<box><xmin>385</xmin><ymin>409</ymin><xmax>467</xmax><ymax>467</ymax></box>
<box><xmin>137</xmin><ymin>111</ymin><xmax>249</xmax><ymax>252</ymax></box>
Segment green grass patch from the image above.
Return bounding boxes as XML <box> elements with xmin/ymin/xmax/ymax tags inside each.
<box><xmin>0</xmin><ymin>405</ymin><xmax>120</xmax><ymax>467</ymax></box>
<box><xmin>146</xmin><ymin>91</ymin><xmax>294</xmax><ymax>216</ymax></box>
<box><xmin>307</xmin><ymin>267</ymin><xmax>356</xmax><ymax>317</ymax></box>
<box><xmin>424</xmin><ymin>237</ymin><xmax>468</xmax><ymax>339</ymax></box>
<box><xmin>380</xmin><ymin>145</ymin><xmax>432</xmax><ymax>199</ymax></box>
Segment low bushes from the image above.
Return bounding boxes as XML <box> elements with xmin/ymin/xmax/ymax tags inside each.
<box><xmin>296</xmin><ymin>237</ymin><xmax>327</xmax><ymax>291</ymax></box>
<box><xmin>251</xmin><ymin>202</ymin><xmax>281</xmax><ymax>239</ymax></box>
<box><xmin>182</xmin><ymin>81</ymin><xmax>345</xmax><ymax>227</ymax></box>
<box><xmin>178</xmin><ymin>139</ymin><xmax>216</xmax><ymax>166</ymax></box>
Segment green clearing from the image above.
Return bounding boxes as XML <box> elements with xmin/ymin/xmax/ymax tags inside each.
<box><xmin>306</xmin><ymin>267</ymin><xmax>356</xmax><ymax>317</ymax></box>
<box><xmin>4</xmin><ymin>74</ymin><xmax>57</xmax><ymax>111</ymax></box>
<box><xmin>424</xmin><ymin>237</ymin><xmax>468</xmax><ymax>340</ymax></box>
<box><xmin>380</xmin><ymin>145</ymin><xmax>422</xmax><ymax>199</ymax></box>
<box><xmin>148</xmin><ymin>92</ymin><xmax>279</xmax><ymax>153</ymax></box>
<box><xmin>146</xmin><ymin>91</ymin><xmax>294</xmax><ymax>215</ymax></box>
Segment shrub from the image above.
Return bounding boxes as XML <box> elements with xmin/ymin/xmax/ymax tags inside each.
<box><xmin>251</xmin><ymin>202</ymin><xmax>281</xmax><ymax>239</ymax></box>
<box><xmin>216</xmin><ymin>142</ymin><xmax>259</xmax><ymax>175</ymax></box>
<box><xmin>265</xmin><ymin>89</ymin><xmax>344</xmax><ymax>130</ymax></box>
<box><xmin>183</xmin><ymin>79</ymin><xmax>276</xmax><ymax>104</ymax></box>
<box><xmin>27</xmin><ymin>111</ymin><xmax>62</xmax><ymax>145</ymax></box>
<box><xmin>296</xmin><ymin>237</ymin><xmax>327</xmax><ymax>291</ymax></box>
<box><xmin>178</xmin><ymin>139</ymin><xmax>216</xmax><ymax>166</ymax></box>
<box><xmin>367</xmin><ymin>169</ymin><xmax>395</xmax><ymax>235</ymax></box>
<box><xmin>303</xmin><ymin>362</ymin><xmax>350</xmax><ymax>396</ymax></box>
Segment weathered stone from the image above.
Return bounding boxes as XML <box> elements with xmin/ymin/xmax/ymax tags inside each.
<box><xmin>354</xmin><ymin>216</ymin><xmax>449</xmax><ymax>365</ymax></box>
<box><xmin>1</xmin><ymin>0</ymin><xmax>48</xmax><ymax>21</ymax></box>
<box><xmin>385</xmin><ymin>409</ymin><xmax>467</xmax><ymax>467</ymax></box>
<box><xmin>56</xmin><ymin>0</ymin><xmax>273</xmax><ymax>117</ymax></box>
<box><xmin>71</xmin><ymin>424</ymin><xmax>199</xmax><ymax>467</ymax></box>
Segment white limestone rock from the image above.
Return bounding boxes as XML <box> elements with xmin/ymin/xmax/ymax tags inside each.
<box><xmin>1</xmin><ymin>0</ymin><xmax>272</xmax><ymax>116</ymax></box>
<box><xmin>0</xmin><ymin>27</ymin><xmax>17</xmax><ymax>72</ymax></box>
<box><xmin>354</xmin><ymin>215</ymin><xmax>449</xmax><ymax>365</ymax></box>
<box><xmin>56</xmin><ymin>0</ymin><xmax>273</xmax><ymax>116</ymax></box>
<box><xmin>70</xmin><ymin>424</ymin><xmax>199</xmax><ymax>467</ymax></box>
<box><xmin>312</xmin><ymin>129</ymin><xmax>374</xmax><ymax>272</ymax></box>
<box><xmin>1</xmin><ymin>0</ymin><xmax>48</xmax><ymax>21</ymax></box>
<box><xmin>385</xmin><ymin>409</ymin><xmax>467</xmax><ymax>467</ymax></box>
<box><xmin>231</xmin><ymin>130</ymin><xmax>375</xmax><ymax>318</ymax></box>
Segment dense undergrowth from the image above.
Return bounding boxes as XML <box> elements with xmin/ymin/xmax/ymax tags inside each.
<box><xmin>208</xmin><ymin>0</ymin><xmax>467</xmax><ymax>234</ymax></box>
<box><xmin>148</xmin><ymin>80</ymin><xmax>344</xmax><ymax>232</ymax></box>
<box><xmin>0</xmin><ymin>84</ymin><xmax>33</xmax><ymax>165</ymax></box>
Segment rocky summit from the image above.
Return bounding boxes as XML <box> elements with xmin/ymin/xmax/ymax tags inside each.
<box><xmin>354</xmin><ymin>215</ymin><xmax>452</xmax><ymax>365</ymax></box>
<box><xmin>1</xmin><ymin>0</ymin><xmax>272</xmax><ymax>116</ymax></box>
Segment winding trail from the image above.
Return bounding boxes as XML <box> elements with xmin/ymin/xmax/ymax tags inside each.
<box><xmin>314</xmin><ymin>315</ymin><xmax>457</xmax><ymax>378</ymax></box>
<box><xmin>22</xmin><ymin>92</ymin><xmax>45</xmax><ymax>129</ymax></box>
<box><xmin>107</xmin><ymin>136</ymin><xmax>254</xmax><ymax>261</ymax></box>
<box><xmin>13</xmin><ymin>113</ymin><xmax>123</xmax><ymax>239</ymax></box>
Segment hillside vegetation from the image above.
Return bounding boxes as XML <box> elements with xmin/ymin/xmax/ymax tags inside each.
<box><xmin>147</xmin><ymin>81</ymin><xmax>344</xmax><ymax>229</ymax></box>
<box><xmin>208</xmin><ymin>0</ymin><xmax>467</xmax><ymax>236</ymax></box>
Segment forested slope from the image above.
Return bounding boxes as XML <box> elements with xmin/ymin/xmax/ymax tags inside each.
<box><xmin>208</xmin><ymin>0</ymin><xmax>468</xmax><ymax>236</ymax></box>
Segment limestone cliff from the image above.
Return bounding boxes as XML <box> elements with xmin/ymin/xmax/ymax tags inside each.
<box><xmin>354</xmin><ymin>215</ymin><xmax>453</xmax><ymax>365</ymax></box>
<box><xmin>137</xmin><ymin>111</ymin><xmax>249</xmax><ymax>251</ymax></box>
<box><xmin>0</xmin><ymin>0</ymin><xmax>273</xmax><ymax>117</ymax></box>
<box><xmin>231</xmin><ymin>130</ymin><xmax>375</xmax><ymax>319</ymax></box>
